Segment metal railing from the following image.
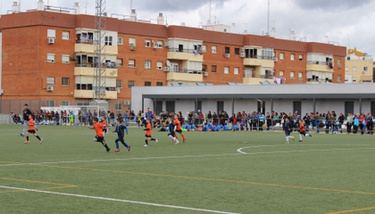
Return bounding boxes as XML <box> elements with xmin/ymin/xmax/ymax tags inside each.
<box><xmin>168</xmin><ymin>48</ymin><xmax>201</xmax><ymax>55</ymax></box>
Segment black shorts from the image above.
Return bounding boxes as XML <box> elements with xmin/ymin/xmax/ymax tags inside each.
<box><xmin>145</xmin><ymin>134</ymin><xmax>151</xmax><ymax>138</ymax></box>
<box><xmin>94</xmin><ymin>136</ymin><xmax>104</xmax><ymax>143</ymax></box>
<box><xmin>28</xmin><ymin>130</ymin><xmax>36</xmax><ymax>134</ymax></box>
<box><xmin>168</xmin><ymin>132</ymin><xmax>175</xmax><ymax>137</ymax></box>
<box><xmin>176</xmin><ymin>129</ymin><xmax>182</xmax><ymax>134</ymax></box>
<box><xmin>300</xmin><ymin>131</ymin><xmax>306</xmax><ymax>135</ymax></box>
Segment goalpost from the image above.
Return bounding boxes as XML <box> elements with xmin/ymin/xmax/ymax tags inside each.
<box><xmin>40</xmin><ymin>105</ymin><xmax>100</xmax><ymax>126</ymax></box>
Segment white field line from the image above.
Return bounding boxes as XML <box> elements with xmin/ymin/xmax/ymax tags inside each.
<box><xmin>0</xmin><ymin>185</ymin><xmax>240</xmax><ymax>214</ymax></box>
<box><xmin>1</xmin><ymin>144</ymin><xmax>375</xmax><ymax>167</ymax></box>
<box><xmin>237</xmin><ymin>146</ymin><xmax>375</xmax><ymax>155</ymax></box>
<box><xmin>0</xmin><ymin>153</ymin><xmax>240</xmax><ymax>167</ymax></box>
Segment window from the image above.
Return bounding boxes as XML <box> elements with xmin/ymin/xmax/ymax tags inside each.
<box><xmin>279</xmin><ymin>53</ymin><xmax>284</xmax><ymax>60</ymax></box>
<box><xmin>279</xmin><ymin>70</ymin><xmax>284</xmax><ymax>77</ymax></box>
<box><xmin>116</xmin><ymin>58</ymin><xmax>123</xmax><ymax>67</ymax></box>
<box><xmin>145</xmin><ymin>81</ymin><xmax>151</xmax><ymax>86</ymax></box>
<box><xmin>62</xmin><ymin>31</ymin><xmax>69</xmax><ymax>40</ymax></box>
<box><xmin>47</xmin><ymin>29</ymin><xmax>56</xmax><ymax>38</ymax></box>
<box><xmin>211</xmin><ymin>65</ymin><xmax>217</xmax><ymax>73</ymax></box>
<box><xmin>47</xmin><ymin>53</ymin><xmax>55</xmax><ymax>63</ymax></box>
<box><xmin>117</xmin><ymin>37</ymin><xmax>123</xmax><ymax>45</ymax></box>
<box><xmin>364</xmin><ymin>67</ymin><xmax>368</xmax><ymax>72</ymax></box>
<box><xmin>156</xmin><ymin>41</ymin><xmax>163</xmax><ymax>48</ymax></box>
<box><xmin>62</xmin><ymin>77</ymin><xmax>70</xmax><ymax>86</ymax></box>
<box><xmin>46</xmin><ymin>100</ymin><xmax>55</xmax><ymax>107</ymax></box>
<box><xmin>115</xmin><ymin>101</ymin><xmax>122</xmax><ymax>111</ymax></box>
<box><xmin>225</xmin><ymin>47</ymin><xmax>230</xmax><ymax>54</ymax></box>
<box><xmin>116</xmin><ymin>80</ymin><xmax>123</xmax><ymax>88</ymax></box>
<box><xmin>129</xmin><ymin>38</ymin><xmax>136</xmax><ymax>46</ymax></box>
<box><xmin>61</xmin><ymin>101</ymin><xmax>69</xmax><ymax>106</ymax></box>
<box><xmin>145</xmin><ymin>39</ymin><xmax>151</xmax><ymax>47</ymax></box>
<box><xmin>345</xmin><ymin>67</ymin><xmax>349</xmax><ymax>72</ymax></box>
<box><xmin>353</xmin><ymin>77</ymin><xmax>357</xmax><ymax>82</ymax></box>
<box><xmin>211</xmin><ymin>46</ymin><xmax>217</xmax><ymax>54</ymax></box>
<box><xmin>145</xmin><ymin>60</ymin><xmax>151</xmax><ymax>69</ymax></box>
<box><xmin>290</xmin><ymin>54</ymin><xmax>295</xmax><ymax>61</ymax></box>
<box><xmin>353</xmin><ymin>66</ymin><xmax>357</xmax><ymax>72</ymax></box>
<box><xmin>298</xmin><ymin>72</ymin><xmax>303</xmax><ymax>79</ymax></box>
<box><xmin>234</xmin><ymin>48</ymin><xmax>240</xmax><ymax>55</ymax></box>
<box><xmin>105</xmin><ymin>36</ymin><xmax>113</xmax><ymax>46</ymax></box>
<box><xmin>337</xmin><ymin>75</ymin><xmax>342</xmax><ymax>82</ymax></box>
<box><xmin>128</xmin><ymin>81</ymin><xmax>135</xmax><ymax>88</ymax></box>
<box><xmin>299</xmin><ymin>54</ymin><xmax>303</xmax><ymax>61</ymax></box>
<box><xmin>157</xmin><ymin>82</ymin><xmax>163</xmax><ymax>86</ymax></box>
<box><xmin>128</xmin><ymin>59</ymin><xmax>135</xmax><ymax>68</ymax></box>
<box><xmin>62</xmin><ymin>54</ymin><xmax>69</xmax><ymax>64</ymax></box>
<box><xmin>202</xmin><ymin>64</ymin><xmax>207</xmax><ymax>71</ymax></box>
<box><xmin>47</xmin><ymin>77</ymin><xmax>55</xmax><ymax>85</ymax></box>
<box><xmin>224</xmin><ymin>66</ymin><xmax>229</xmax><ymax>74</ymax></box>
<box><xmin>290</xmin><ymin>71</ymin><xmax>295</xmax><ymax>79</ymax></box>
<box><xmin>338</xmin><ymin>59</ymin><xmax>342</xmax><ymax>68</ymax></box>
<box><xmin>234</xmin><ymin>67</ymin><xmax>239</xmax><ymax>75</ymax></box>
<box><xmin>156</xmin><ymin>62</ymin><xmax>163</xmax><ymax>70</ymax></box>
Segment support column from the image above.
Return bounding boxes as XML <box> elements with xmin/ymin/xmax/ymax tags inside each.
<box><xmin>232</xmin><ymin>98</ymin><xmax>234</xmax><ymax>114</ymax></box>
<box><xmin>313</xmin><ymin>98</ymin><xmax>316</xmax><ymax>113</ymax></box>
<box><xmin>359</xmin><ymin>98</ymin><xmax>362</xmax><ymax>114</ymax></box>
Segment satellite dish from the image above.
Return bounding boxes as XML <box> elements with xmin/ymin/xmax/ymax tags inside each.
<box><xmin>166</xmin><ymin>60</ymin><xmax>171</xmax><ymax>66</ymax></box>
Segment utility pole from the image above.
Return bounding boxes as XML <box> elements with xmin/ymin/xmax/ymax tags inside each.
<box><xmin>94</xmin><ymin>0</ymin><xmax>106</xmax><ymax>100</ymax></box>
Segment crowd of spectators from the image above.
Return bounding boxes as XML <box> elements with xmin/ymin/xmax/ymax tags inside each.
<box><xmin>10</xmin><ymin>108</ymin><xmax>374</xmax><ymax>135</ymax></box>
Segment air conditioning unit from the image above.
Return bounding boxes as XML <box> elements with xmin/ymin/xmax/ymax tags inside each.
<box><xmin>48</xmin><ymin>37</ymin><xmax>55</xmax><ymax>44</ymax></box>
<box><xmin>130</xmin><ymin>45</ymin><xmax>136</xmax><ymax>51</ymax></box>
<box><xmin>240</xmin><ymin>53</ymin><xmax>245</xmax><ymax>58</ymax></box>
<box><xmin>273</xmin><ymin>57</ymin><xmax>278</xmax><ymax>62</ymax></box>
<box><xmin>117</xmin><ymin>88</ymin><xmax>121</xmax><ymax>93</ymax></box>
<box><xmin>164</xmin><ymin>42</ymin><xmax>169</xmax><ymax>47</ymax></box>
<box><xmin>225</xmin><ymin>53</ymin><xmax>230</xmax><ymax>58</ymax></box>
<box><xmin>203</xmin><ymin>71</ymin><xmax>208</xmax><ymax>77</ymax></box>
<box><xmin>46</xmin><ymin>86</ymin><xmax>54</xmax><ymax>92</ymax></box>
<box><xmin>123</xmin><ymin>100</ymin><xmax>131</xmax><ymax>105</ymax></box>
<box><xmin>163</xmin><ymin>67</ymin><xmax>170</xmax><ymax>72</ymax></box>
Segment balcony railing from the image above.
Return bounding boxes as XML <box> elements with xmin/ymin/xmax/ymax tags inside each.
<box><xmin>168</xmin><ymin>48</ymin><xmax>201</xmax><ymax>55</ymax></box>
<box><xmin>244</xmin><ymin>55</ymin><xmax>273</xmax><ymax>60</ymax></box>
<box><xmin>170</xmin><ymin>69</ymin><xmax>203</xmax><ymax>74</ymax></box>
<box><xmin>76</xmin><ymin>39</ymin><xmax>95</xmax><ymax>44</ymax></box>
<box><xmin>76</xmin><ymin>62</ymin><xmax>117</xmax><ymax>68</ymax></box>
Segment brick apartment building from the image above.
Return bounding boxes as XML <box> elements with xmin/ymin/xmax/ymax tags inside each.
<box><xmin>0</xmin><ymin>5</ymin><xmax>346</xmax><ymax>114</ymax></box>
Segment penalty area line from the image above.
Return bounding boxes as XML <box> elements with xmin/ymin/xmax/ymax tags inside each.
<box><xmin>0</xmin><ymin>185</ymin><xmax>240</xmax><ymax>214</ymax></box>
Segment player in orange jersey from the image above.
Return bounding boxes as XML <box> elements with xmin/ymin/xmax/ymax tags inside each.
<box><xmin>89</xmin><ymin>117</ymin><xmax>111</xmax><ymax>152</ymax></box>
<box><xmin>25</xmin><ymin>115</ymin><xmax>43</xmax><ymax>144</ymax></box>
<box><xmin>298</xmin><ymin>119</ymin><xmax>312</xmax><ymax>142</ymax></box>
<box><xmin>174</xmin><ymin>114</ymin><xmax>186</xmax><ymax>143</ymax></box>
<box><xmin>144</xmin><ymin>118</ymin><xmax>158</xmax><ymax>147</ymax></box>
<box><xmin>101</xmin><ymin>116</ymin><xmax>108</xmax><ymax>136</ymax></box>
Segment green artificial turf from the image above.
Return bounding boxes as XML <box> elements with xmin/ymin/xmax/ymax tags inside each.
<box><xmin>1</xmin><ymin>124</ymin><xmax>375</xmax><ymax>214</ymax></box>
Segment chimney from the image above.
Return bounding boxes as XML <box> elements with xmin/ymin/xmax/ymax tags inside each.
<box><xmin>74</xmin><ymin>2</ymin><xmax>80</xmax><ymax>14</ymax></box>
<box><xmin>130</xmin><ymin>9</ymin><xmax>137</xmax><ymax>21</ymax></box>
<box><xmin>157</xmin><ymin>13</ymin><xmax>164</xmax><ymax>25</ymax></box>
<box><xmin>37</xmin><ymin>0</ymin><xmax>44</xmax><ymax>11</ymax></box>
<box><xmin>12</xmin><ymin>1</ymin><xmax>20</xmax><ymax>13</ymax></box>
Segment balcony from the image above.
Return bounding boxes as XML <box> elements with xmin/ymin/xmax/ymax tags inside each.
<box><xmin>74</xmin><ymin>66</ymin><xmax>118</xmax><ymax>78</ymax></box>
<box><xmin>75</xmin><ymin>43</ymin><xmax>118</xmax><ymax>55</ymax></box>
<box><xmin>167</xmin><ymin>70</ymin><xmax>203</xmax><ymax>83</ymax></box>
<box><xmin>167</xmin><ymin>48</ymin><xmax>203</xmax><ymax>62</ymax></box>
<box><xmin>243</xmin><ymin>56</ymin><xmax>274</xmax><ymax>67</ymax></box>
<box><xmin>243</xmin><ymin>75</ymin><xmax>274</xmax><ymax>85</ymax></box>
<box><xmin>74</xmin><ymin>90</ymin><xmax>117</xmax><ymax>99</ymax></box>
<box><xmin>306</xmin><ymin>61</ymin><xmax>333</xmax><ymax>73</ymax></box>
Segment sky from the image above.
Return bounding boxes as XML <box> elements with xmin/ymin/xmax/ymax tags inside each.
<box><xmin>1</xmin><ymin>0</ymin><xmax>374</xmax><ymax>58</ymax></box>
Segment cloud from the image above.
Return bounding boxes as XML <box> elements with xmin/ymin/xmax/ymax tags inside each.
<box><xmin>293</xmin><ymin>0</ymin><xmax>372</xmax><ymax>10</ymax></box>
<box><xmin>133</xmin><ymin>0</ymin><xmax>229</xmax><ymax>12</ymax></box>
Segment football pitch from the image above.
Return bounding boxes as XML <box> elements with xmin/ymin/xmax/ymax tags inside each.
<box><xmin>1</xmin><ymin>124</ymin><xmax>375</xmax><ymax>214</ymax></box>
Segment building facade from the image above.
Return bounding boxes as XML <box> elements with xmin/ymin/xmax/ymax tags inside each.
<box><xmin>345</xmin><ymin>48</ymin><xmax>373</xmax><ymax>83</ymax></box>
<box><xmin>0</xmin><ymin>5</ymin><xmax>346</xmax><ymax>114</ymax></box>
